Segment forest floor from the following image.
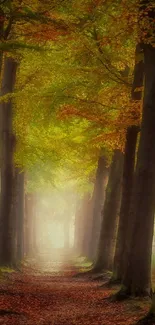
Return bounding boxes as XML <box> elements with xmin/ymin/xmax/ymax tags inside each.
<box><xmin>0</xmin><ymin>257</ymin><xmax>153</xmax><ymax>325</ymax></box>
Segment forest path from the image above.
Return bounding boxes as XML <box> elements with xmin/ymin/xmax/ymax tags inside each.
<box><xmin>0</xmin><ymin>261</ymin><xmax>151</xmax><ymax>325</ymax></box>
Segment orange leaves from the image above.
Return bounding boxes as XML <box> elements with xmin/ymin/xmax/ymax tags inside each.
<box><xmin>92</xmin><ymin>131</ymin><xmax>126</xmax><ymax>151</ymax></box>
<box><xmin>56</xmin><ymin>83</ymin><xmax>141</xmax><ymax>152</ymax></box>
<box><xmin>2</xmin><ymin>1</ymin><xmax>70</xmax><ymax>45</ymax></box>
<box><xmin>31</xmin><ymin>25</ymin><xmax>67</xmax><ymax>41</ymax></box>
<box><xmin>16</xmin><ymin>19</ymin><xmax>68</xmax><ymax>42</ymax></box>
<box><xmin>61</xmin><ymin>263</ymin><xmax>80</xmax><ymax>276</ymax></box>
<box><xmin>0</xmin><ymin>264</ymin><xmax>150</xmax><ymax>325</ymax></box>
<box><xmin>57</xmin><ymin>104</ymin><xmax>110</xmax><ymax>126</ymax></box>
<box><xmin>116</xmin><ymin>100</ymin><xmax>142</xmax><ymax>129</ymax></box>
<box><xmin>58</xmin><ymin>104</ymin><xmax>80</xmax><ymax>120</ymax></box>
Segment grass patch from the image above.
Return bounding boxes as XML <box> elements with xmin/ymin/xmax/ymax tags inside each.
<box><xmin>0</xmin><ymin>267</ymin><xmax>15</xmax><ymax>273</ymax></box>
<box><xmin>72</xmin><ymin>256</ymin><xmax>93</xmax><ymax>270</ymax></box>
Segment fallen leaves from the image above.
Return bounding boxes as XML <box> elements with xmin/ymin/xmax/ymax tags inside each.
<box><xmin>0</xmin><ymin>262</ymin><xmax>151</xmax><ymax>325</ymax></box>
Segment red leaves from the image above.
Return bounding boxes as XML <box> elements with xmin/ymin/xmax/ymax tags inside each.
<box><xmin>17</xmin><ymin>21</ymin><xmax>69</xmax><ymax>42</ymax></box>
<box><xmin>60</xmin><ymin>263</ymin><xmax>80</xmax><ymax>276</ymax></box>
<box><xmin>0</xmin><ymin>265</ymin><xmax>150</xmax><ymax>324</ymax></box>
<box><xmin>31</xmin><ymin>24</ymin><xmax>68</xmax><ymax>42</ymax></box>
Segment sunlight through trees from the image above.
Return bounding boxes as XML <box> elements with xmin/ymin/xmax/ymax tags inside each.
<box><xmin>0</xmin><ymin>0</ymin><xmax>155</xmax><ymax>324</ymax></box>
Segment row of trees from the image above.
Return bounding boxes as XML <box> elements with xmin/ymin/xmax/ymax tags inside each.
<box><xmin>0</xmin><ymin>0</ymin><xmax>155</xmax><ymax>299</ymax></box>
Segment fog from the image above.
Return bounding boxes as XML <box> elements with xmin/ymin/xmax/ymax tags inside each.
<box><xmin>36</xmin><ymin>221</ymin><xmax>74</xmax><ymax>250</ymax></box>
<box><xmin>32</xmin><ymin>190</ymin><xmax>77</xmax><ymax>266</ymax></box>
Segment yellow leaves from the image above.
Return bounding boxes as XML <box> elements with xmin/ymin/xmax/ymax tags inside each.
<box><xmin>92</xmin><ymin>131</ymin><xmax>125</xmax><ymax>152</ymax></box>
<box><xmin>117</xmin><ymin>100</ymin><xmax>142</xmax><ymax>129</ymax></box>
<box><xmin>72</xmin><ymin>135</ymin><xmax>86</xmax><ymax>144</ymax></box>
<box><xmin>9</xmin><ymin>0</ymin><xmax>142</xmax><ymax>190</ymax></box>
<box><xmin>98</xmin><ymin>84</ymin><xmax>131</xmax><ymax>113</ymax></box>
<box><xmin>0</xmin><ymin>92</ymin><xmax>16</xmax><ymax>103</ymax></box>
<box><xmin>58</xmin><ymin>103</ymin><xmax>110</xmax><ymax>127</ymax></box>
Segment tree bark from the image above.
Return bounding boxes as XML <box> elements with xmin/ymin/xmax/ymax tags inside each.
<box><xmin>16</xmin><ymin>169</ymin><xmax>25</xmax><ymax>262</ymax></box>
<box><xmin>88</xmin><ymin>155</ymin><xmax>109</xmax><ymax>261</ymax></box>
<box><xmin>24</xmin><ymin>193</ymin><xmax>36</xmax><ymax>257</ymax></box>
<box><xmin>112</xmin><ymin>43</ymin><xmax>144</xmax><ymax>282</ymax></box>
<box><xmin>0</xmin><ymin>56</ymin><xmax>17</xmax><ymax>266</ymax></box>
<box><xmin>74</xmin><ymin>193</ymin><xmax>91</xmax><ymax>256</ymax></box>
<box><xmin>112</xmin><ymin>127</ymin><xmax>138</xmax><ymax>281</ymax></box>
<box><xmin>122</xmin><ymin>43</ymin><xmax>155</xmax><ymax>297</ymax></box>
<box><xmin>93</xmin><ymin>150</ymin><xmax>123</xmax><ymax>272</ymax></box>
<box><xmin>82</xmin><ymin>195</ymin><xmax>93</xmax><ymax>258</ymax></box>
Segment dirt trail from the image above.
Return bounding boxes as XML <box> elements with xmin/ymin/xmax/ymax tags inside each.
<box><xmin>0</xmin><ymin>263</ymin><xmax>151</xmax><ymax>325</ymax></box>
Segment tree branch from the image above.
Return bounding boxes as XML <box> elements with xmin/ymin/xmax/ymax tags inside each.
<box><xmin>63</xmin><ymin>94</ymin><xmax>117</xmax><ymax>111</ymax></box>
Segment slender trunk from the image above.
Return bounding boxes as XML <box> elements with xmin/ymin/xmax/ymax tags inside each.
<box><xmin>33</xmin><ymin>194</ymin><xmax>37</xmax><ymax>254</ymax></box>
<box><xmin>113</xmin><ymin>127</ymin><xmax>138</xmax><ymax>281</ymax></box>
<box><xmin>82</xmin><ymin>195</ymin><xmax>93</xmax><ymax>258</ymax></box>
<box><xmin>93</xmin><ymin>150</ymin><xmax>123</xmax><ymax>272</ymax></box>
<box><xmin>16</xmin><ymin>170</ymin><xmax>25</xmax><ymax>262</ymax></box>
<box><xmin>63</xmin><ymin>219</ymin><xmax>70</xmax><ymax>251</ymax></box>
<box><xmin>0</xmin><ymin>56</ymin><xmax>17</xmax><ymax>266</ymax></box>
<box><xmin>88</xmin><ymin>156</ymin><xmax>109</xmax><ymax>260</ymax></box>
<box><xmin>74</xmin><ymin>198</ymin><xmax>81</xmax><ymax>254</ymax></box>
<box><xmin>63</xmin><ymin>206</ymin><xmax>71</xmax><ymax>251</ymax></box>
<box><xmin>24</xmin><ymin>193</ymin><xmax>36</xmax><ymax>257</ymax></box>
<box><xmin>112</xmin><ymin>43</ymin><xmax>144</xmax><ymax>282</ymax></box>
<box><xmin>0</xmin><ymin>8</ymin><xmax>4</xmax><ymax>77</ymax></box>
<box><xmin>122</xmin><ymin>44</ymin><xmax>155</xmax><ymax>297</ymax></box>
<box><xmin>74</xmin><ymin>193</ymin><xmax>91</xmax><ymax>256</ymax></box>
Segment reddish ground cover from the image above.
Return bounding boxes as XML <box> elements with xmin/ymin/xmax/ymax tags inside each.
<box><xmin>0</xmin><ymin>264</ymin><xmax>152</xmax><ymax>325</ymax></box>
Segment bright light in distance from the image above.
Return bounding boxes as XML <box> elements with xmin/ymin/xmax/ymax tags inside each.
<box><xmin>35</xmin><ymin>192</ymin><xmax>76</xmax><ymax>261</ymax></box>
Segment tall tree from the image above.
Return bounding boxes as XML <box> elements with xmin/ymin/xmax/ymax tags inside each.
<box><xmin>74</xmin><ymin>193</ymin><xmax>91</xmax><ymax>256</ymax></box>
<box><xmin>0</xmin><ymin>56</ymin><xmax>18</xmax><ymax>266</ymax></box>
<box><xmin>88</xmin><ymin>154</ymin><xmax>109</xmax><ymax>261</ymax></box>
<box><xmin>15</xmin><ymin>169</ymin><xmax>25</xmax><ymax>262</ymax></box>
<box><xmin>120</xmin><ymin>0</ymin><xmax>155</xmax><ymax>296</ymax></box>
<box><xmin>112</xmin><ymin>43</ymin><xmax>144</xmax><ymax>282</ymax></box>
<box><xmin>93</xmin><ymin>150</ymin><xmax>123</xmax><ymax>272</ymax></box>
<box><xmin>24</xmin><ymin>192</ymin><xmax>36</xmax><ymax>257</ymax></box>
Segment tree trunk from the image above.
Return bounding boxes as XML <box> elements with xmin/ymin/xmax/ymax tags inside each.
<box><xmin>82</xmin><ymin>195</ymin><xmax>93</xmax><ymax>258</ymax></box>
<box><xmin>112</xmin><ymin>127</ymin><xmax>138</xmax><ymax>281</ymax></box>
<box><xmin>16</xmin><ymin>170</ymin><xmax>25</xmax><ymax>262</ymax></box>
<box><xmin>74</xmin><ymin>197</ymin><xmax>81</xmax><ymax>255</ymax></box>
<box><xmin>32</xmin><ymin>193</ymin><xmax>37</xmax><ymax>254</ymax></box>
<box><xmin>0</xmin><ymin>56</ymin><xmax>17</xmax><ymax>266</ymax></box>
<box><xmin>112</xmin><ymin>44</ymin><xmax>144</xmax><ymax>282</ymax></box>
<box><xmin>88</xmin><ymin>155</ymin><xmax>109</xmax><ymax>261</ymax></box>
<box><xmin>0</xmin><ymin>8</ymin><xmax>4</xmax><ymax>76</ymax></box>
<box><xmin>63</xmin><ymin>221</ymin><xmax>70</xmax><ymax>251</ymax></box>
<box><xmin>24</xmin><ymin>193</ymin><xmax>36</xmax><ymax>257</ymax></box>
<box><xmin>74</xmin><ymin>193</ymin><xmax>91</xmax><ymax>256</ymax></box>
<box><xmin>93</xmin><ymin>150</ymin><xmax>123</xmax><ymax>272</ymax></box>
<box><xmin>122</xmin><ymin>43</ymin><xmax>155</xmax><ymax>297</ymax></box>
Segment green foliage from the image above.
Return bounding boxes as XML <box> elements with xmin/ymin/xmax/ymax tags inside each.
<box><xmin>1</xmin><ymin>0</ymin><xmax>145</xmax><ymax>195</ymax></box>
<box><xmin>0</xmin><ymin>266</ymin><xmax>15</xmax><ymax>273</ymax></box>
